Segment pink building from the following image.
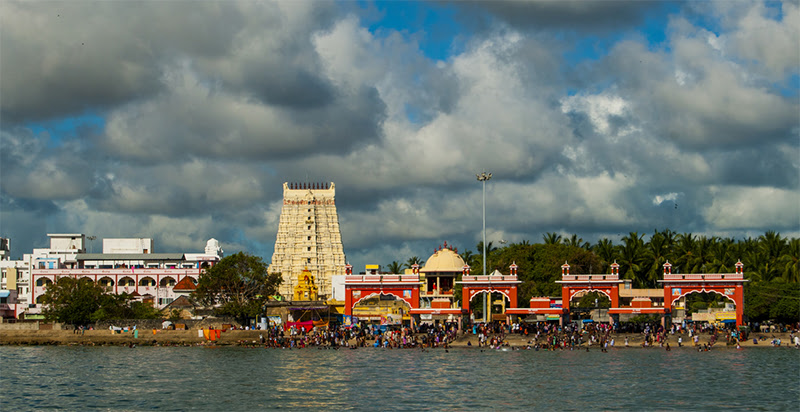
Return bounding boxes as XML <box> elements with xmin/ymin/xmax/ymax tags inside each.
<box><xmin>27</xmin><ymin>237</ymin><xmax>222</xmax><ymax>316</ymax></box>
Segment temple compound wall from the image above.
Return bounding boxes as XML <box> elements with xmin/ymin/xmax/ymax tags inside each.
<box><xmin>268</xmin><ymin>182</ymin><xmax>347</xmax><ymax>300</ymax></box>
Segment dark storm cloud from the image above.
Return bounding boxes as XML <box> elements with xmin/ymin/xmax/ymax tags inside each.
<box><xmin>0</xmin><ymin>1</ymin><xmax>248</xmax><ymax>124</ymax></box>
<box><xmin>244</xmin><ymin>67</ymin><xmax>335</xmax><ymax>109</ymax></box>
<box><xmin>0</xmin><ymin>191</ymin><xmax>60</xmax><ymax>215</ymax></box>
<box><xmin>99</xmin><ymin>69</ymin><xmax>386</xmax><ymax>163</ymax></box>
<box><xmin>0</xmin><ymin>127</ymin><xmax>96</xmax><ymax>200</ymax></box>
<box><xmin>455</xmin><ymin>0</ymin><xmax>669</xmax><ymax>32</ymax></box>
<box><xmin>709</xmin><ymin>146</ymin><xmax>800</xmax><ymax>189</ymax></box>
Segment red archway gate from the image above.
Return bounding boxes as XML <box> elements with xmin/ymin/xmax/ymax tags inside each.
<box><xmin>659</xmin><ymin>260</ymin><xmax>747</xmax><ymax>326</ymax></box>
<box><xmin>556</xmin><ymin>262</ymin><xmax>621</xmax><ymax>311</ymax></box>
<box><xmin>344</xmin><ymin>265</ymin><xmax>421</xmax><ymax>317</ymax></box>
<box><xmin>458</xmin><ymin>263</ymin><xmax>520</xmax><ymax>313</ymax></box>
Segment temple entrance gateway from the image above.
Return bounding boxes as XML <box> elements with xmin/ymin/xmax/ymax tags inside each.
<box><xmin>459</xmin><ymin>263</ymin><xmax>520</xmax><ymax>322</ymax></box>
<box><xmin>659</xmin><ymin>260</ymin><xmax>747</xmax><ymax>326</ymax></box>
<box><xmin>344</xmin><ymin>263</ymin><xmax>421</xmax><ymax>320</ymax></box>
<box><xmin>352</xmin><ymin>293</ymin><xmax>412</xmax><ymax>325</ymax></box>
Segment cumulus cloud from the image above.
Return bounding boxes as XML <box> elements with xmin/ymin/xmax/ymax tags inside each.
<box><xmin>0</xmin><ymin>0</ymin><xmax>797</xmax><ymax>268</ymax></box>
<box><xmin>703</xmin><ymin>186</ymin><xmax>800</xmax><ymax>230</ymax></box>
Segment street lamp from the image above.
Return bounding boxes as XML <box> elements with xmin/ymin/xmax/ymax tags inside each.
<box><xmin>476</xmin><ymin>171</ymin><xmax>492</xmax><ymax>323</ymax></box>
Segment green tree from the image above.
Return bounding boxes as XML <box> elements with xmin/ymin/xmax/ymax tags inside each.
<box><xmin>192</xmin><ymin>252</ymin><xmax>282</xmax><ymax>323</ymax></box>
<box><xmin>41</xmin><ymin>277</ymin><xmax>106</xmax><ymax>325</ymax></box>
<box><xmin>575</xmin><ymin>291</ymin><xmax>610</xmax><ymax>308</ymax></box>
<box><xmin>778</xmin><ymin>238</ymin><xmax>799</xmax><ymax>283</ymax></box>
<box><xmin>644</xmin><ymin>230</ymin><xmax>671</xmax><ymax>287</ymax></box>
<box><xmin>619</xmin><ymin>232</ymin><xmax>647</xmax><ymax>287</ymax></box>
<box><xmin>543</xmin><ymin>232</ymin><xmax>562</xmax><ymax>245</ymax></box>
<box><xmin>674</xmin><ymin>232</ymin><xmax>696</xmax><ymax>274</ymax></box>
<box><xmin>386</xmin><ymin>261</ymin><xmax>404</xmax><ymax>274</ymax></box>
<box><xmin>745</xmin><ymin>281</ymin><xmax>800</xmax><ymax>323</ymax></box>
<box><xmin>404</xmin><ymin>256</ymin><xmax>425</xmax><ymax>269</ymax></box>
<box><xmin>592</xmin><ymin>238</ymin><xmax>617</xmax><ymax>273</ymax></box>
<box><xmin>460</xmin><ymin>249</ymin><xmax>479</xmax><ymax>270</ymax></box>
<box><xmin>565</xmin><ymin>234</ymin><xmax>589</xmax><ymax>249</ymax></box>
<box><xmin>475</xmin><ymin>241</ymin><xmax>498</xmax><ymax>274</ymax></box>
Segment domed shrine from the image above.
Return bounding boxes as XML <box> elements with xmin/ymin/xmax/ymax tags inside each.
<box><xmin>416</xmin><ymin>242</ymin><xmax>466</xmax><ymax>320</ymax></box>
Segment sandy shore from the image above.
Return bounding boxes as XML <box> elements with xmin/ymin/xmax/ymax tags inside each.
<box><xmin>1</xmin><ymin>329</ymin><xmax>795</xmax><ymax>349</ymax></box>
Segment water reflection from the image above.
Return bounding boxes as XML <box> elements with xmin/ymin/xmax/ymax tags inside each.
<box><xmin>1</xmin><ymin>346</ymin><xmax>798</xmax><ymax>410</ymax></box>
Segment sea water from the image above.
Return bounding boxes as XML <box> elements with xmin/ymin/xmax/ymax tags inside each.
<box><xmin>1</xmin><ymin>346</ymin><xmax>798</xmax><ymax>410</ymax></box>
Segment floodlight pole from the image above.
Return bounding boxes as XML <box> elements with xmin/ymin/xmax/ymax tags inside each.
<box><xmin>476</xmin><ymin>171</ymin><xmax>492</xmax><ymax>324</ymax></box>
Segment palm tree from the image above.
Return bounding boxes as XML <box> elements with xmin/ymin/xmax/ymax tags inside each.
<box><xmin>759</xmin><ymin>231</ymin><xmax>787</xmax><ymax>261</ymax></box>
<box><xmin>565</xmin><ymin>234</ymin><xmax>589</xmax><ymax>249</ymax></box>
<box><xmin>543</xmin><ymin>232</ymin><xmax>562</xmax><ymax>245</ymax></box>
<box><xmin>645</xmin><ymin>232</ymin><xmax>670</xmax><ymax>287</ymax></box>
<box><xmin>778</xmin><ymin>238</ymin><xmax>799</xmax><ymax>283</ymax></box>
<box><xmin>674</xmin><ymin>233</ymin><xmax>696</xmax><ymax>274</ymax></box>
<box><xmin>460</xmin><ymin>250</ymin><xmax>478</xmax><ymax>270</ymax></box>
<box><xmin>619</xmin><ymin>232</ymin><xmax>647</xmax><ymax>287</ymax></box>
<box><xmin>386</xmin><ymin>261</ymin><xmax>404</xmax><ymax>274</ymax></box>
<box><xmin>592</xmin><ymin>238</ymin><xmax>617</xmax><ymax>272</ymax></box>
<box><xmin>691</xmin><ymin>236</ymin><xmax>716</xmax><ymax>273</ymax></box>
<box><xmin>758</xmin><ymin>231</ymin><xmax>787</xmax><ymax>281</ymax></box>
<box><xmin>708</xmin><ymin>237</ymin><xmax>735</xmax><ymax>273</ymax></box>
<box><xmin>404</xmin><ymin>256</ymin><xmax>424</xmax><ymax>269</ymax></box>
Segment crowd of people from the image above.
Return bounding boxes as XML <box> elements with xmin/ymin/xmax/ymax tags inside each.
<box><xmin>228</xmin><ymin>319</ymin><xmax>800</xmax><ymax>350</ymax></box>
<box><xmin>239</xmin><ymin>323</ymin><xmax>462</xmax><ymax>349</ymax></box>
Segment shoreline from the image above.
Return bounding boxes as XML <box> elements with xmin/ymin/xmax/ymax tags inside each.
<box><xmin>1</xmin><ymin>329</ymin><xmax>795</xmax><ymax>349</ymax></box>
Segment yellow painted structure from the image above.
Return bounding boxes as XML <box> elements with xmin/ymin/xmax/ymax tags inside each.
<box><xmin>293</xmin><ymin>268</ymin><xmax>319</xmax><ymax>301</ymax></box>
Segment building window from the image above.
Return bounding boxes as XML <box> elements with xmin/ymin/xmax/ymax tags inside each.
<box><xmin>308</xmin><ymin>226</ymin><xmax>311</xmax><ymax>230</ymax></box>
<box><xmin>307</xmin><ymin>236</ymin><xmax>311</xmax><ymax>240</ymax></box>
<box><xmin>307</xmin><ymin>258</ymin><xmax>311</xmax><ymax>264</ymax></box>
<box><xmin>307</xmin><ymin>247</ymin><xmax>311</xmax><ymax>251</ymax></box>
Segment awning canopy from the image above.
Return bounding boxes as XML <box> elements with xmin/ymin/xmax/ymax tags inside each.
<box><xmin>0</xmin><ymin>290</ymin><xmax>10</xmax><ymax>298</ymax></box>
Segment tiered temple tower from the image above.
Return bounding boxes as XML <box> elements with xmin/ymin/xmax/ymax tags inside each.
<box><xmin>268</xmin><ymin>182</ymin><xmax>346</xmax><ymax>300</ymax></box>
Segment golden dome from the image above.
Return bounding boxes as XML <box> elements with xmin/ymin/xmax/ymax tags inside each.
<box><xmin>420</xmin><ymin>247</ymin><xmax>466</xmax><ymax>273</ymax></box>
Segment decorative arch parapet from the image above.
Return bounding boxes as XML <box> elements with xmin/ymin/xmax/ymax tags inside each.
<box><xmin>351</xmin><ymin>291</ymin><xmax>415</xmax><ymax>309</ymax></box>
<box><xmin>668</xmin><ymin>288</ymin><xmax>737</xmax><ymax>306</ymax></box>
<box><xmin>344</xmin><ymin>275</ymin><xmax>421</xmax><ymax>316</ymax></box>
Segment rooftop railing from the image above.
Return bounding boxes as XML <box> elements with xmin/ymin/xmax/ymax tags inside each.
<box><xmin>560</xmin><ymin>274</ymin><xmax>620</xmax><ymax>281</ymax></box>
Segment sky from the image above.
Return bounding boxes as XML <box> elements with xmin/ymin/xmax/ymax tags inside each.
<box><xmin>1</xmin><ymin>0</ymin><xmax>798</xmax><ymax>270</ymax></box>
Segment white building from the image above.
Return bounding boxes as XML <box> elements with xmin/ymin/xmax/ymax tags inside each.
<box><xmin>0</xmin><ymin>234</ymin><xmax>85</xmax><ymax>319</ymax></box>
<box><xmin>1</xmin><ymin>237</ymin><xmax>27</xmax><ymax>319</ymax></box>
<box><xmin>22</xmin><ymin>235</ymin><xmax>223</xmax><ymax>318</ymax></box>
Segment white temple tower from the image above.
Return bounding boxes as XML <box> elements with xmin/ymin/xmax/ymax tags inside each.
<box><xmin>268</xmin><ymin>182</ymin><xmax>347</xmax><ymax>300</ymax></box>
